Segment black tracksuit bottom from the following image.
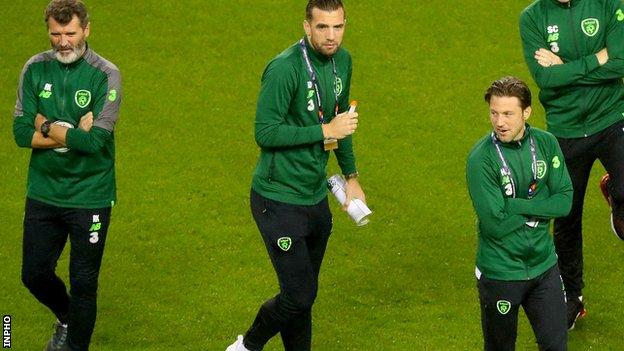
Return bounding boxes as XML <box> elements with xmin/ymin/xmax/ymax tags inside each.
<box><xmin>244</xmin><ymin>190</ymin><xmax>332</xmax><ymax>351</ymax></box>
<box><xmin>21</xmin><ymin>198</ymin><xmax>111</xmax><ymax>351</ymax></box>
<box><xmin>554</xmin><ymin>120</ymin><xmax>624</xmax><ymax>298</ymax></box>
<box><xmin>478</xmin><ymin>264</ymin><xmax>567</xmax><ymax>351</ymax></box>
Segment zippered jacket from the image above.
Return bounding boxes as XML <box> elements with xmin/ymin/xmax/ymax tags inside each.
<box><xmin>251</xmin><ymin>38</ymin><xmax>356</xmax><ymax>205</ymax></box>
<box><xmin>13</xmin><ymin>47</ymin><xmax>121</xmax><ymax>208</ymax></box>
<box><xmin>466</xmin><ymin>125</ymin><xmax>573</xmax><ymax>280</ymax></box>
<box><xmin>520</xmin><ymin>0</ymin><xmax>624</xmax><ymax>138</ymax></box>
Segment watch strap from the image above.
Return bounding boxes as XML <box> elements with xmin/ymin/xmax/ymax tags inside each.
<box><xmin>345</xmin><ymin>172</ymin><xmax>359</xmax><ymax>180</ymax></box>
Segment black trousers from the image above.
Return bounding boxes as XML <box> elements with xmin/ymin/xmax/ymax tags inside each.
<box><xmin>21</xmin><ymin>198</ymin><xmax>111</xmax><ymax>351</ymax></box>
<box><xmin>478</xmin><ymin>265</ymin><xmax>567</xmax><ymax>351</ymax></box>
<box><xmin>554</xmin><ymin>120</ymin><xmax>624</xmax><ymax>298</ymax></box>
<box><xmin>244</xmin><ymin>190</ymin><xmax>332</xmax><ymax>351</ymax></box>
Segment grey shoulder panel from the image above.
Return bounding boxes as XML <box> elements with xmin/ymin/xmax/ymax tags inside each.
<box><xmin>84</xmin><ymin>48</ymin><xmax>121</xmax><ymax>77</ymax></box>
<box><xmin>14</xmin><ymin>51</ymin><xmax>56</xmax><ymax>118</ymax></box>
<box><xmin>84</xmin><ymin>49</ymin><xmax>122</xmax><ymax>132</ymax></box>
<box><xmin>26</xmin><ymin>50</ymin><xmax>56</xmax><ymax>66</ymax></box>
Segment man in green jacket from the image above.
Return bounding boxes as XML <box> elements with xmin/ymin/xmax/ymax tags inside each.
<box><xmin>13</xmin><ymin>1</ymin><xmax>121</xmax><ymax>350</ymax></box>
<box><xmin>520</xmin><ymin>0</ymin><xmax>624</xmax><ymax>329</ymax></box>
<box><xmin>227</xmin><ymin>1</ymin><xmax>365</xmax><ymax>350</ymax></box>
<box><xmin>467</xmin><ymin>77</ymin><xmax>572</xmax><ymax>350</ymax></box>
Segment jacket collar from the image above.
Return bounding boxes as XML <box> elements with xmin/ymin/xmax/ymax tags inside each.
<box><xmin>549</xmin><ymin>0</ymin><xmax>581</xmax><ymax>8</ymax></box>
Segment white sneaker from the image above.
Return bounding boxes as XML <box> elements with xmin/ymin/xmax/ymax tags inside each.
<box><xmin>226</xmin><ymin>335</ymin><xmax>249</xmax><ymax>351</ymax></box>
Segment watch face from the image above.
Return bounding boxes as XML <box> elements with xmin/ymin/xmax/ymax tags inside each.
<box><xmin>41</xmin><ymin>121</ymin><xmax>51</xmax><ymax>135</ymax></box>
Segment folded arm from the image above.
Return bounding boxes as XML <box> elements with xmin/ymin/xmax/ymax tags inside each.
<box><xmin>466</xmin><ymin>155</ymin><xmax>528</xmax><ymax>240</ymax></box>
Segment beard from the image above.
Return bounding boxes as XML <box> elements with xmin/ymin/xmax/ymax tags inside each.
<box><xmin>54</xmin><ymin>40</ymin><xmax>86</xmax><ymax>64</ymax></box>
<box><xmin>307</xmin><ymin>35</ymin><xmax>340</xmax><ymax>57</ymax></box>
<box><xmin>317</xmin><ymin>44</ymin><xmax>338</xmax><ymax>57</ymax></box>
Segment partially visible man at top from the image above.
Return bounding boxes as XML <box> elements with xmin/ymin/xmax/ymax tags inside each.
<box><xmin>13</xmin><ymin>0</ymin><xmax>121</xmax><ymax>350</ymax></box>
<box><xmin>226</xmin><ymin>0</ymin><xmax>365</xmax><ymax>350</ymax></box>
<box><xmin>520</xmin><ymin>0</ymin><xmax>624</xmax><ymax>329</ymax></box>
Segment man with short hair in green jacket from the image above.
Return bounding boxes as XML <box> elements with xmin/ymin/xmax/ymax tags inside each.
<box><xmin>12</xmin><ymin>1</ymin><xmax>121</xmax><ymax>350</ymax></box>
<box><xmin>520</xmin><ymin>0</ymin><xmax>624</xmax><ymax>329</ymax></box>
<box><xmin>227</xmin><ymin>1</ymin><xmax>366</xmax><ymax>350</ymax></box>
<box><xmin>467</xmin><ymin>76</ymin><xmax>572</xmax><ymax>351</ymax></box>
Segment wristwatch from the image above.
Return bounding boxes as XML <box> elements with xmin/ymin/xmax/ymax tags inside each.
<box><xmin>40</xmin><ymin>120</ymin><xmax>52</xmax><ymax>138</ymax></box>
<box><xmin>345</xmin><ymin>172</ymin><xmax>359</xmax><ymax>180</ymax></box>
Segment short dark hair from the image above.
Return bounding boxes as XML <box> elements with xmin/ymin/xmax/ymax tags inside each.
<box><xmin>45</xmin><ymin>0</ymin><xmax>89</xmax><ymax>28</ymax></box>
<box><xmin>484</xmin><ymin>76</ymin><xmax>532</xmax><ymax>110</ymax></box>
<box><xmin>306</xmin><ymin>0</ymin><xmax>345</xmax><ymax>21</ymax></box>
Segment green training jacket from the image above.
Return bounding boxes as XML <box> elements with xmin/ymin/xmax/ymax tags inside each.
<box><xmin>466</xmin><ymin>125</ymin><xmax>573</xmax><ymax>281</ymax></box>
<box><xmin>13</xmin><ymin>46</ymin><xmax>122</xmax><ymax>209</ymax></box>
<box><xmin>520</xmin><ymin>0</ymin><xmax>624</xmax><ymax>138</ymax></box>
<box><xmin>251</xmin><ymin>38</ymin><xmax>356</xmax><ymax>205</ymax></box>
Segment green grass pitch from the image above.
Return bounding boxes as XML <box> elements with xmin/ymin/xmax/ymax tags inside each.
<box><xmin>1</xmin><ymin>1</ymin><xmax>622</xmax><ymax>350</ymax></box>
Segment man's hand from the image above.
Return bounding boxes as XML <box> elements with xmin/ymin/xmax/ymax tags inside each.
<box><xmin>34</xmin><ymin>113</ymin><xmax>47</xmax><ymax>131</ymax></box>
<box><xmin>343</xmin><ymin>177</ymin><xmax>366</xmax><ymax>211</ymax></box>
<box><xmin>79</xmin><ymin>111</ymin><xmax>93</xmax><ymax>132</ymax></box>
<box><xmin>322</xmin><ymin>111</ymin><xmax>358</xmax><ymax>140</ymax></box>
<box><xmin>595</xmin><ymin>48</ymin><xmax>609</xmax><ymax>66</ymax></box>
<box><xmin>31</xmin><ymin>113</ymin><xmax>63</xmax><ymax>149</ymax></box>
<box><xmin>534</xmin><ymin>48</ymin><xmax>564</xmax><ymax>67</ymax></box>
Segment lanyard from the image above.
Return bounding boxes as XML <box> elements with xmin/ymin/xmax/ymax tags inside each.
<box><xmin>491</xmin><ymin>132</ymin><xmax>538</xmax><ymax>199</ymax></box>
<box><xmin>299</xmin><ymin>38</ymin><xmax>339</xmax><ymax>124</ymax></box>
